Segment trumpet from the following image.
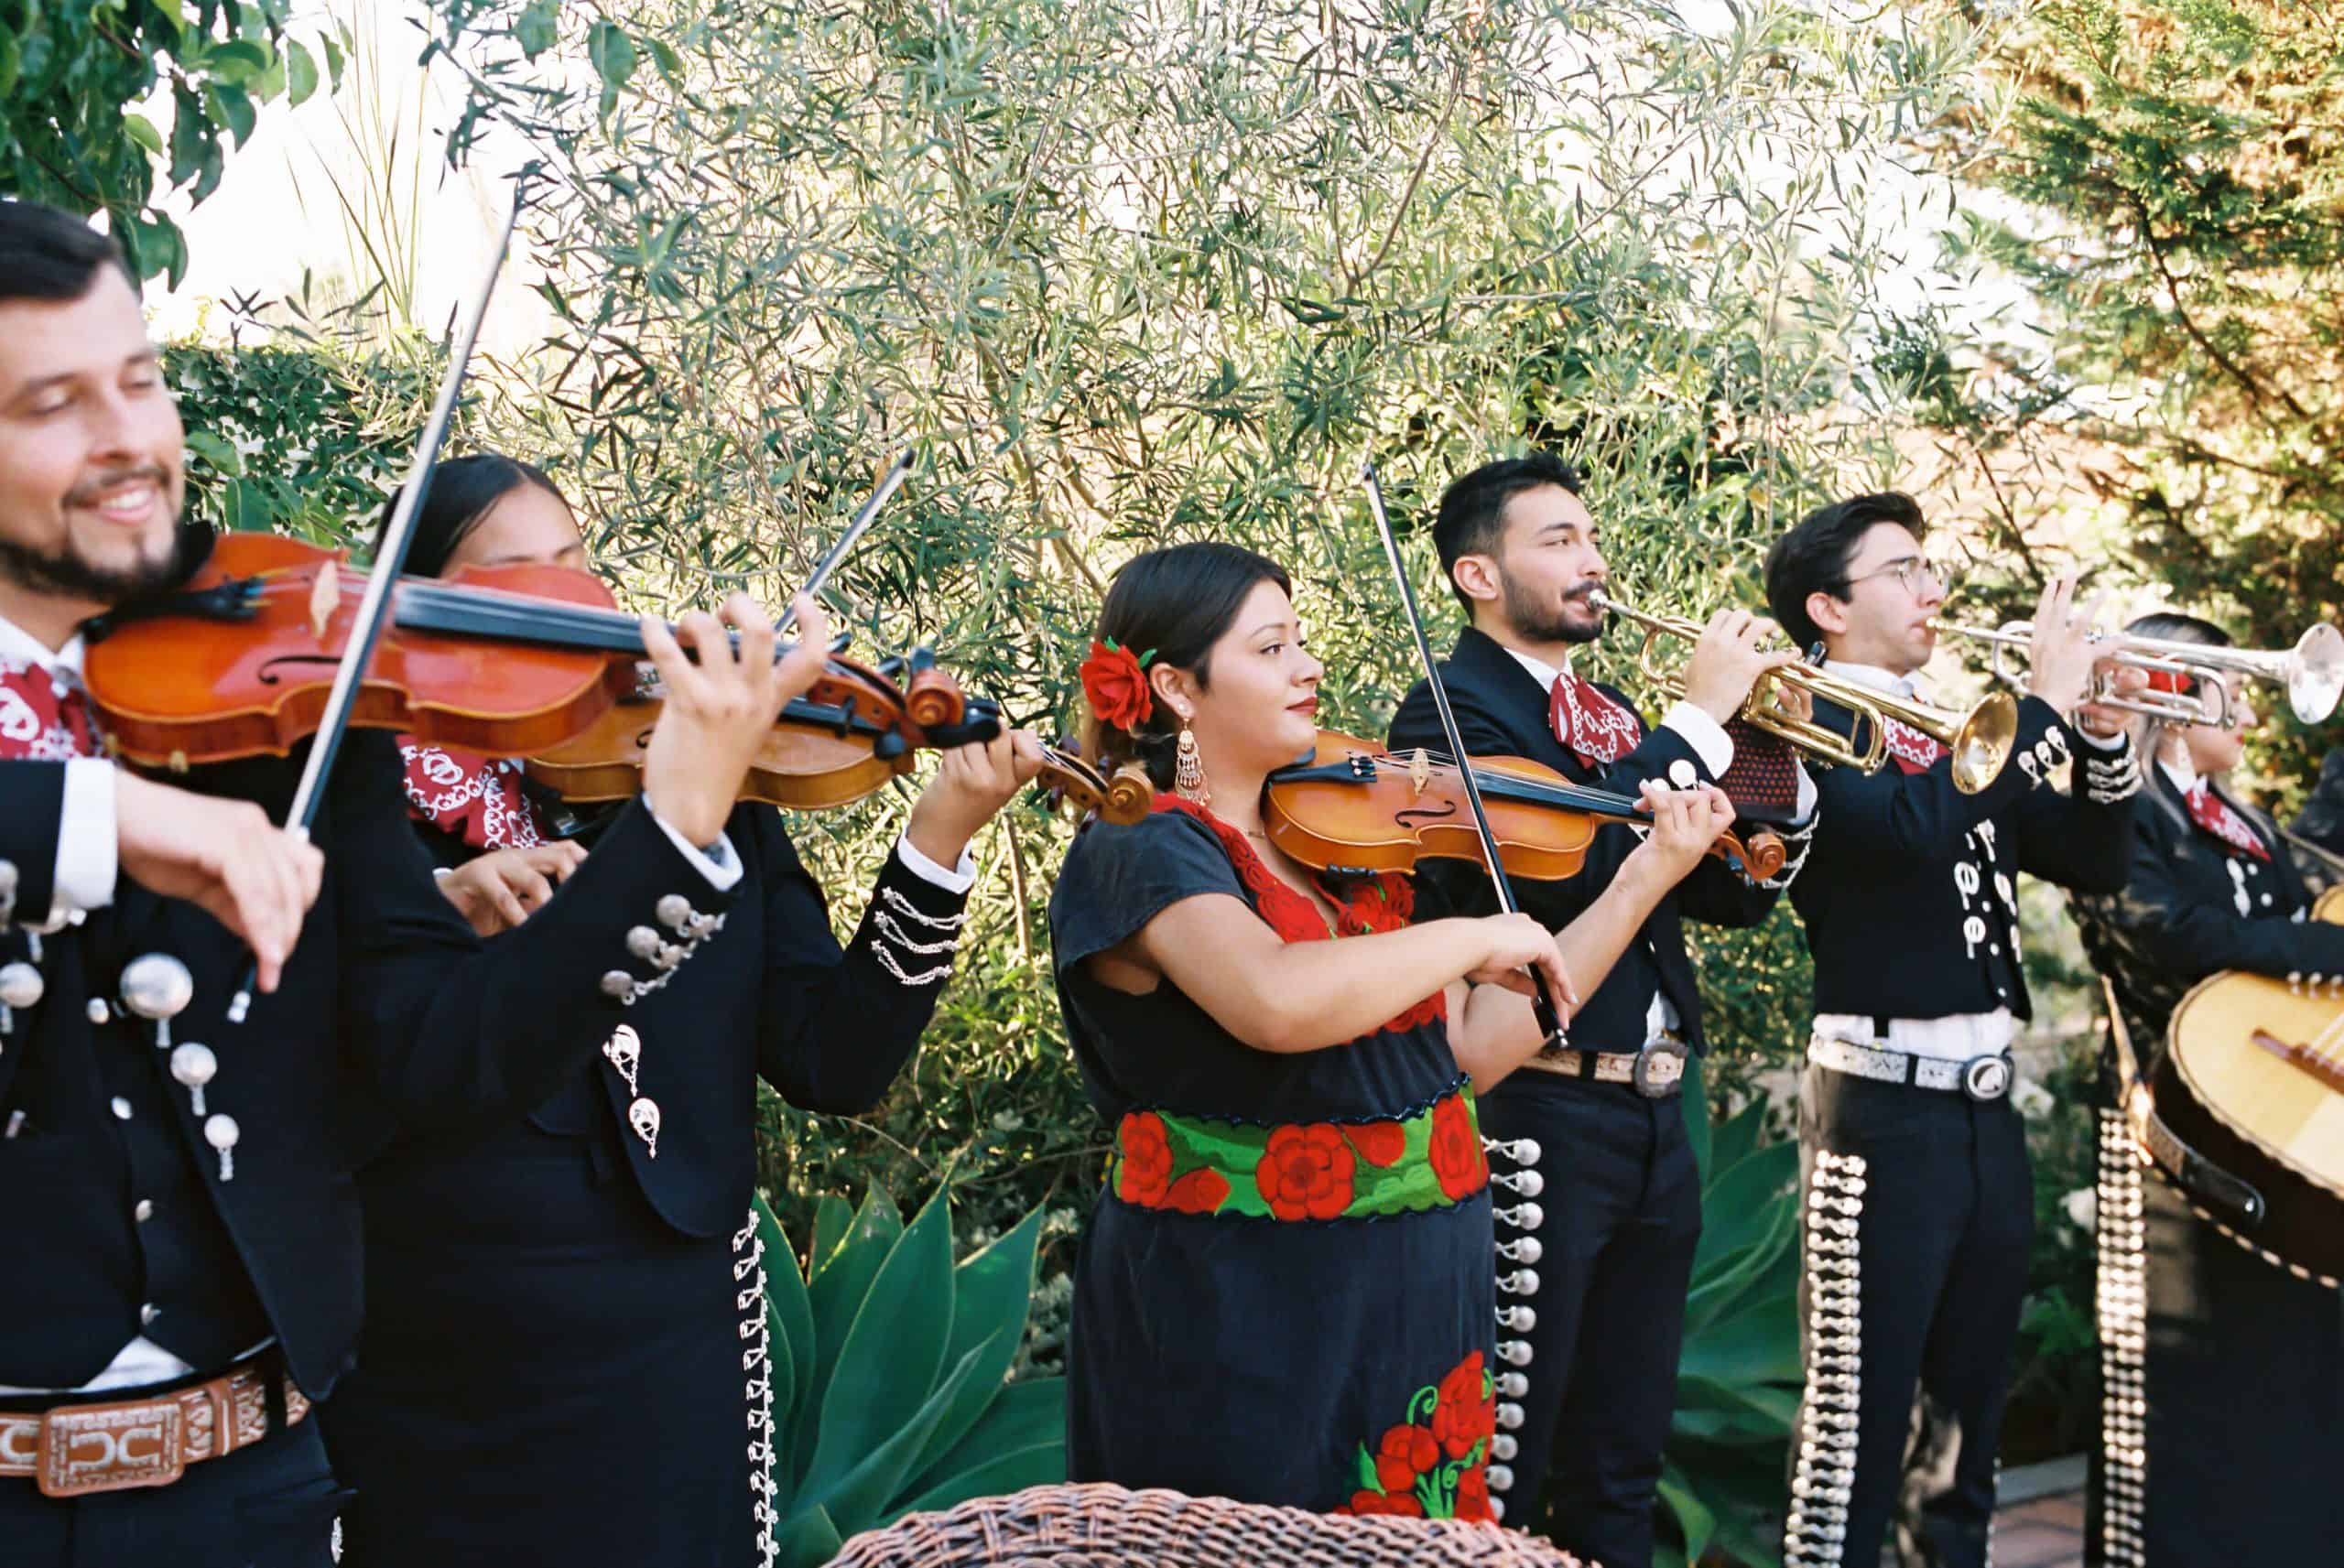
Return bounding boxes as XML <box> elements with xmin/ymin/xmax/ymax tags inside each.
<box><xmin>1589</xmin><ymin>591</ymin><xmax>2019</xmax><ymax>794</ymax></box>
<box><xmin>1926</xmin><ymin>620</ymin><xmax>2344</xmax><ymax>728</ymax></box>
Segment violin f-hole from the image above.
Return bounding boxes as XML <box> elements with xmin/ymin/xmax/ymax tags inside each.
<box><xmin>1394</xmin><ymin>801</ymin><xmax>1460</xmax><ymax>830</ymax></box>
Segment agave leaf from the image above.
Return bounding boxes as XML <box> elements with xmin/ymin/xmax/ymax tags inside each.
<box><xmin>1679</xmin><ymin>1054</ymin><xmax>1712</xmax><ymax>1180</ymax></box>
<box><xmin>1695</xmin><ymin>1143</ymin><xmax>1797</xmax><ymax>1272</ymax></box>
<box><xmin>894</xmin><ymin>1438</ymin><xmax>1066</xmax><ymax>1519</ymax></box>
<box><xmin>800</xmin><ymin>1188</ymin><xmax>955</xmax><ymax>1502</ymax></box>
<box><xmin>764</xmin><ymin>1297</ymin><xmax>798</xmax><ymax>1477</ymax></box>
<box><xmin>908</xmin><ymin>1205</ymin><xmax>1044</xmax><ymax>1475</ymax></box>
<box><xmin>903</xmin><ymin>1376</ymin><xmax>1066</xmax><ymax>1499</ymax></box>
<box><xmin>1679</xmin><ymin>1293</ymin><xmax>1802</xmax><ymax>1389</ymax></box>
<box><xmin>800</xmin><ymin>1340</ymin><xmax>990</xmax><ymax>1541</ymax></box>
<box><xmin>807</xmin><ymin>1193</ymin><xmax>859</xmax><ymax>1281</ymax></box>
<box><xmin>794</xmin><ymin>1187</ymin><xmax>903</xmax><ymax>1484</ymax></box>
<box><xmin>754</xmin><ymin>1195</ymin><xmax>814</xmax><ymax>1416</ymax></box>
<box><xmin>1709</xmin><ymin>1092</ymin><xmax>1771</xmax><ymax>1175</ymax></box>
<box><xmin>1658</xmin><ymin>1461</ymin><xmax>1716</xmax><ymax>1564</ymax></box>
<box><xmin>1682</xmin><ymin>1193</ymin><xmax>1796</xmax><ymax>1336</ymax></box>
<box><xmin>771</xmin><ymin>1502</ymin><xmax>841</xmax><ymax>1568</ymax></box>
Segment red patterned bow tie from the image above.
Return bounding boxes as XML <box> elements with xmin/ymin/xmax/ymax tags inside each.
<box><xmin>1880</xmin><ymin>716</ymin><xmax>1948</xmax><ymax>774</ymax></box>
<box><xmin>398</xmin><ymin>738</ymin><xmax>549</xmax><ymax>850</ymax></box>
<box><xmin>0</xmin><ymin>660</ymin><xmax>102</xmax><ymax>762</ymax></box>
<box><xmin>1548</xmin><ymin>673</ymin><xmax>1642</xmax><ymax>767</ymax></box>
<box><xmin>2186</xmin><ymin>781</ymin><xmax>2271</xmax><ymax>862</ymax></box>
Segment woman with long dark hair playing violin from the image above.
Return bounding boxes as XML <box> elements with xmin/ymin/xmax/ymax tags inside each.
<box><xmin>322</xmin><ymin>453</ymin><xmax>1048</xmax><ymax>1567</ymax></box>
<box><xmin>1047</xmin><ymin>541</ymin><xmax>1733</xmax><ymax>1519</ymax></box>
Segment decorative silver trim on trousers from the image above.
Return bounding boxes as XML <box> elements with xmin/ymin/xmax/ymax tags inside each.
<box><xmin>1785</xmin><ymin>1149</ymin><xmax>1867</xmax><ymax>1568</ymax></box>
<box><xmin>2096</xmin><ymin>1112</ymin><xmax>2148</xmax><ymax>1567</ymax></box>
<box><xmin>734</xmin><ymin>1210</ymin><xmax>779</xmax><ymax>1568</ymax></box>
<box><xmin>1485</xmin><ymin>1131</ymin><xmax>1543</xmax><ymax>1497</ymax></box>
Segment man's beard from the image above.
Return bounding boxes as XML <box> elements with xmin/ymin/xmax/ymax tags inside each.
<box><xmin>0</xmin><ymin>508</ymin><xmax>209</xmax><ymax>610</ymax></box>
<box><xmin>1502</xmin><ymin>570</ymin><xmax>1603</xmax><ymax>646</ymax></box>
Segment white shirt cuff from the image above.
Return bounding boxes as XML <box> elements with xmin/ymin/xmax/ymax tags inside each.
<box><xmin>50</xmin><ymin>758</ymin><xmax>118</xmax><ymax>917</ymax></box>
<box><xmin>2073</xmin><ymin>721</ymin><xmax>2127</xmax><ymax>751</ymax></box>
<box><xmin>1794</xmin><ymin>762</ymin><xmax>1819</xmax><ymax>825</ymax></box>
<box><xmin>895</xmin><ymin>833</ymin><xmax>978</xmax><ymax>894</ymax></box>
<box><xmin>1659</xmin><ymin>700</ymin><xmax>1734</xmax><ymax>779</ymax></box>
<box><xmin>651</xmin><ymin>813</ymin><xmax>744</xmax><ymax>892</ymax></box>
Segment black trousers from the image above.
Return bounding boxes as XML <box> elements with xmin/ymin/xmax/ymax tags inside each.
<box><xmin>0</xmin><ymin>1420</ymin><xmax>342</xmax><ymax>1568</ymax></box>
<box><xmin>1481</xmin><ymin>1068</ymin><xmax>1702</xmax><ymax>1568</ymax></box>
<box><xmin>2085</xmin><ymin>1113</ymin><xmax>2344</xmax><ymax>1564</ymax></box>
<box><xmin>1785</xmin><ymin>1065</ymin><xmax>2032</xmax><ymax>1568</ymax></box>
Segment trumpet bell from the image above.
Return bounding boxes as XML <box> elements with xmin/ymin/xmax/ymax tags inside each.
<box><xmin>1947</xmin><ymin>690</ymin><xmax>2019</xmax><ymax>795</ymax></box>
<box><xmin>2286</xmin><ymin>623</ymin><xmax>2344</xmax><ymax>725</ymax></box>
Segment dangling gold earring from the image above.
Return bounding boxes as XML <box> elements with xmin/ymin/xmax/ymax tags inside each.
<box><xmin>1175</xmin><ymin>723</ymin><xmax>1210</xmax><ymax>807</ymax></box>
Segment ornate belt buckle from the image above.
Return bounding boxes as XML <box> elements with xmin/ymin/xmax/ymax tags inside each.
<box><xmin>37</xmin><ymin>1398</ymin><xmax>185</xmax><ymax>1498</ymax></box>
<box><xmin>1633</xmin><ymin>1039</ymin><xmax>1687</xmax><ymax>1099</ymax></box>
<box><xmin>1961</xmin><ymin>1053</ymin><xmax>2013</xmax><ymax>1103</ymax></box>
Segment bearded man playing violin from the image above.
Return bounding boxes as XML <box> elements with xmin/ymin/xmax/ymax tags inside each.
<box><xmin>1386</xmin><ymin>453</ymin><xmax>1818</xmax><ymax>1565</ymax></box>
<box><xmin>314</xmin><ymin>450</ymin><xmax>1045</xmax><ymax>1568</ymax></box>
<box><xmin>0</xmin><ymin>200</ymin><xmax>890</xmax><ymax>1565</ymax></box>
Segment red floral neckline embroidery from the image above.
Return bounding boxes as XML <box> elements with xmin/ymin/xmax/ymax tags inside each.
<box><xmin>1155</xmin><ymin>795</ymin><xmax>1444</xmax><ymax>1032</ymax></box>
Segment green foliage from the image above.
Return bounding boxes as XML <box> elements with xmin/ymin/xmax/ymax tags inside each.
<box><xmin>1656</xmin><ymin>1056</ymin><xmax>1804</xmax><ymax>1568</ymax></box>
<box><xmin>751</xmin><ymin>1186</ymin><xmax>1066</xmax><ymax>1562</ymax></box>
<box><xmin>0</xmin><ymin>0</ymin><xmax>341</xmax><ymax>285</ymax></box>
<box><xmin>1911</xmin><ymin>0</ymin><xmax>2344</xmax><ymax>806</ymax></box>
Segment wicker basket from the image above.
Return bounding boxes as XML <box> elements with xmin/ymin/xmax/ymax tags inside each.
<box><xmin>825</xmin><ymin>1483</ymin><xmax>1590</xmax><ymax>1567</ymax></box>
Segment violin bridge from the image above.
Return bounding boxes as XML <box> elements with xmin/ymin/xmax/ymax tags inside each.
<box><xmin>1408</xmin><ymin>747</ymin><xmax>1431</xmax><ymax>799</ymax></box>
<box><xmin>309</xmin><ymin>560</ymin><xmax>341</xmax><ymax>645</ymax></box>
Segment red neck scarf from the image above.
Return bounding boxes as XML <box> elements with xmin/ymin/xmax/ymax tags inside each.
<box><xmin>398</xmin><ymin>739</ymin><xmax>549</xmax><ymax>850</ymax></box>
<box><xmin>2185</xmin><ymin>780</ymin><xmax>2272</xmax><ymax>862</ymax></box>
<box><xmin>1548</xmin><ymin>672</ymin><xmax>1642</xmax><ymax>767</ymax></box>
<box><xmin>0</xmin><ymin>660</ymin><xmax>101</xmax><ymax>762</ymax></box>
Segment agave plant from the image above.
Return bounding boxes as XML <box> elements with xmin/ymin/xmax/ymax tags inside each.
<box><xmin>749</xmin><ymin>1184</ymin><xmax>1067</xmax><ymax>1563</ymax></box>
<box><xmin>1657</xmin><ymin>1058</ymin><xmax>1804</xmax><ymax>1568</ymax></box>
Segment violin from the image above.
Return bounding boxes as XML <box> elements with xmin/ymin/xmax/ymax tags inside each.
<box><xmin>77</xmin><ymin>533</ymin><xmax>980</xmax><ymax>778</ymax></box>
<box><xmin>1263</xmin><ymin>730</ymin><xmax>1787</xmax><ymax>883</ymax></box>
<box><xmin>527</xmin><ymin>688</ymin><xmax>1155</xmax><ymax>825</ymax></box>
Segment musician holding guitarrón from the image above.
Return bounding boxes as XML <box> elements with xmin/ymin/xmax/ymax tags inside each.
<box><xmin>2066</xmin><ymin>612</ymin><xmax>2344</xmax><ymax>1566</ymax></box>
<box><xmin>0</xmin><ymin>202</ymin><xmax>830</xmax><ymax>1564</ymax></box>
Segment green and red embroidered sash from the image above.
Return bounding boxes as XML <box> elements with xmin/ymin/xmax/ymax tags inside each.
<box><xmin>1108</xmin><ymin>1081</ymin><xmax>1489</xmax><ymax>1221</ymax></box>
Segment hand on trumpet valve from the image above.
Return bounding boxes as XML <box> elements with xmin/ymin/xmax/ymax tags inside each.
<box><xmin>1680</xmin><ymin>607</ymin><xmax>1799</xmax><ymax>724</ymax></box>
<box><xmin>2023</xmin><ymin>571</ymin><xmax>2102</xmax><ymax>717</ymax></box>
<box><xmin>2075</xmin><ymin>665</ymin><xmax>2150</xmax><ymax>740</ymax></box>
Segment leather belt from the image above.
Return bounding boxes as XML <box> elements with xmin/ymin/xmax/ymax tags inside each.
<box><xmin>2127</xmin><ymin>1085</ymin><xmax>2267</xmax><ymax>1230</ymax></box>
<box><xmin>1809</xmin><ymin>1036</ymin><xmax>2015</xmax><ymax>1102</ymax></box>
<box><xmin>1521</xmin><ymin>1036</ymin><xmax>1687</xmax><ymax>1098</ymax></box>
<box><xmin>0</xmin><ymin>1353</ymin><xmax>309</xmax><ymax>1498</ymax></box>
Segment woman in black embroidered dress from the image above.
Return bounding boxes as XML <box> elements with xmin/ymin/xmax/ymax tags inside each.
<box><xmin>2066</xmin><ymin>613</ymin><xmax>2344</xmax><ymax>1564</ymax></box>
<box><xmin>322</xmin><ymin>455</ymin><xmax>1047</xmax><ymax>1566</ymax></box>
<box><xmin>1047</xmin><ymin>542</ymin><xmax>1732</xmax><ymax>1520</ymax></box>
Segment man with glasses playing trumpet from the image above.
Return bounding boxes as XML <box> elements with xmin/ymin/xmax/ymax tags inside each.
<box><xmin>1759</xmin><ymin>492</ymin><xmax>2144</xmax><ymax>1568</ymax></box>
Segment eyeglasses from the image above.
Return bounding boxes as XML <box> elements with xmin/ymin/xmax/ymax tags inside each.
<box><xmin>1841</xmin><ymin>555</ymin><xmax>1955</xmax><ymax>600</ymax></box>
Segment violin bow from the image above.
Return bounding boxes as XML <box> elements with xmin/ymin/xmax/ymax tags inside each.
<box><xmin>226</xmin><ymin>184</ymin><xmax>524</xmax><ymax>1024</ymax></box>
<box><xmin>1359</xmin><ymin>463</ymin><xmax>1568</xmax><ymax>1052</ymax></box>
<box><xmin>776</xmin><ymin>449</ymin><xmax>915</xmax><ymax>638</ymax></box>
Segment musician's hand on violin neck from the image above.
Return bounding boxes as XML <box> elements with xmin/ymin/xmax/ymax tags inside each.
<box><xmin>906</xmin><ymin>728</ymin><xmax>1049</xmax><ymax>868</ymax></box>
<box><xmin>116</xmin><ymin>771</ymin><xmax>325</xmax><ymax>993</ymax></box>
<box><xmin>1679</xmin><ymin>607</ymin><xmax>1797</xmax><ymax>722</ymax></box>
<box><xmin>439</xmin><ymin>841</ymin><xmax>588</xmax><ymax>937</ymax></box>
<box><xmin>1632</xmin><ymin>781</ymin><xmax>1737</xmax><ymax>884</ymax></box>
<box><xmin>1462</xmin><ymin>911</ymin><xmax>1579</xmax><ymax>1011</ymax></box>
<box><xmin>640</xmin><ymin>591</ymin><xmax>827</xmax><ymax>846</ymax></box>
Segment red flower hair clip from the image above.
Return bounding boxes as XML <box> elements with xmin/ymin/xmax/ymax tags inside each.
<box><xmin>1080</xmin><ymin>637</ymin><xmax>1156</xmax><ymax>732</ymax></box>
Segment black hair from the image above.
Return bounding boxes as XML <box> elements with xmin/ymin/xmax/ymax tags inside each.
<box><xmin>1432</xmin><ymin>454</ymin><xmax>1585</xmax><ymax>614</ymax></box>
<box><xmin>1763</xmin><ymin>491</ymin><xmax>1930</xmax><ymax>653</ymax></box>
<box><xmin>1084</xmin><ymin>541</ymin><xmax>1293</xmax><ymax>788</ymax></box>
<box><xmin>373</xmin><ymin>452</ymin><xmax>569</xmax><ymax>579</ymax></box>
<box><xmin>0</xmin><ymin>200</ymin><xmax>132</xmax><ymax>307</ymax></box>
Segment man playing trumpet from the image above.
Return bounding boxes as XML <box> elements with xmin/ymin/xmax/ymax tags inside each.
<box><xmin>1761</xmin><ymin>492</ymin><xmax>2143</xmax><ymax>1568</ymax></box>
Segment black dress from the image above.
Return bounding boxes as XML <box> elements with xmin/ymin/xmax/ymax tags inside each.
<box><xmin>2068</xmin><ymin>765</ymin><xmax>2344</xmax><ymax>1563</ymax></box>
<box><xmin>1047</xmin><ymin>800</ymin><xmax>1499</xmax><ymax>1521</ymax></box>
<box><xmin>323</xmin><ymin>754</ymin><xmax>971</xmax><ymax>1567</ymax></box>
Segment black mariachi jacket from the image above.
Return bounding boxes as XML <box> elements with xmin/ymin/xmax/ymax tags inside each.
<box><xmin>2070</xmin><ymin>764</ymin><xmax>2344</xmax><ymax>1054</ymax></box>
<box><xmin>1387</xmin><ymin>625</ymin><xmax>1782</xmax><ymax>1054</ymax></box>
<box><xmin>0</xmin><ymin>735</ymin><xmax>730</xmax><ymax>1396</ymax></box>
<box><xmin>1793</xmin><ymin>687</ymin><xmax>2136</xmax><ymax>1023</ymax></box>
<box><xmin>383</xmin><ymin>804</ymin><xmax>968</xmax><ymax>1239</ymax></box>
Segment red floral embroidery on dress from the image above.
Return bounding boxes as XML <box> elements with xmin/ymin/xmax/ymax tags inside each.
<box><xmin>1343</xmin><ymin>1120</ymin><xmax>1407</xmax><ymax>1168</ymax></box>
<box><xmin>1254</xmin><ymin>1123</ymin><xmax>1357</xmax><ymax>1221</ymax></box>
<box><xmin>1163</xmin><ymin>1167</ymin><xmax>1231</xmax><ymax>1215</ymax></box>
<box><xmin>1335</xmin><ymin>1352</ymin><xmax>1498</xmax><ymax>1523</ymax></box>
<box><xmin>1426</xmin><ymin>1094</ymin><xmax>1489</xmax><ymax>1202</ymax></box>
<box><xmin>1153</xmin><ymin>795</ymin><xmax>1445</xmax><ymax>1034</ymax></box>
<box><xmin>1116</xmin><ymin>1111</ymin><xmax>1174</xmax><ymax>1206</ymax></box>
